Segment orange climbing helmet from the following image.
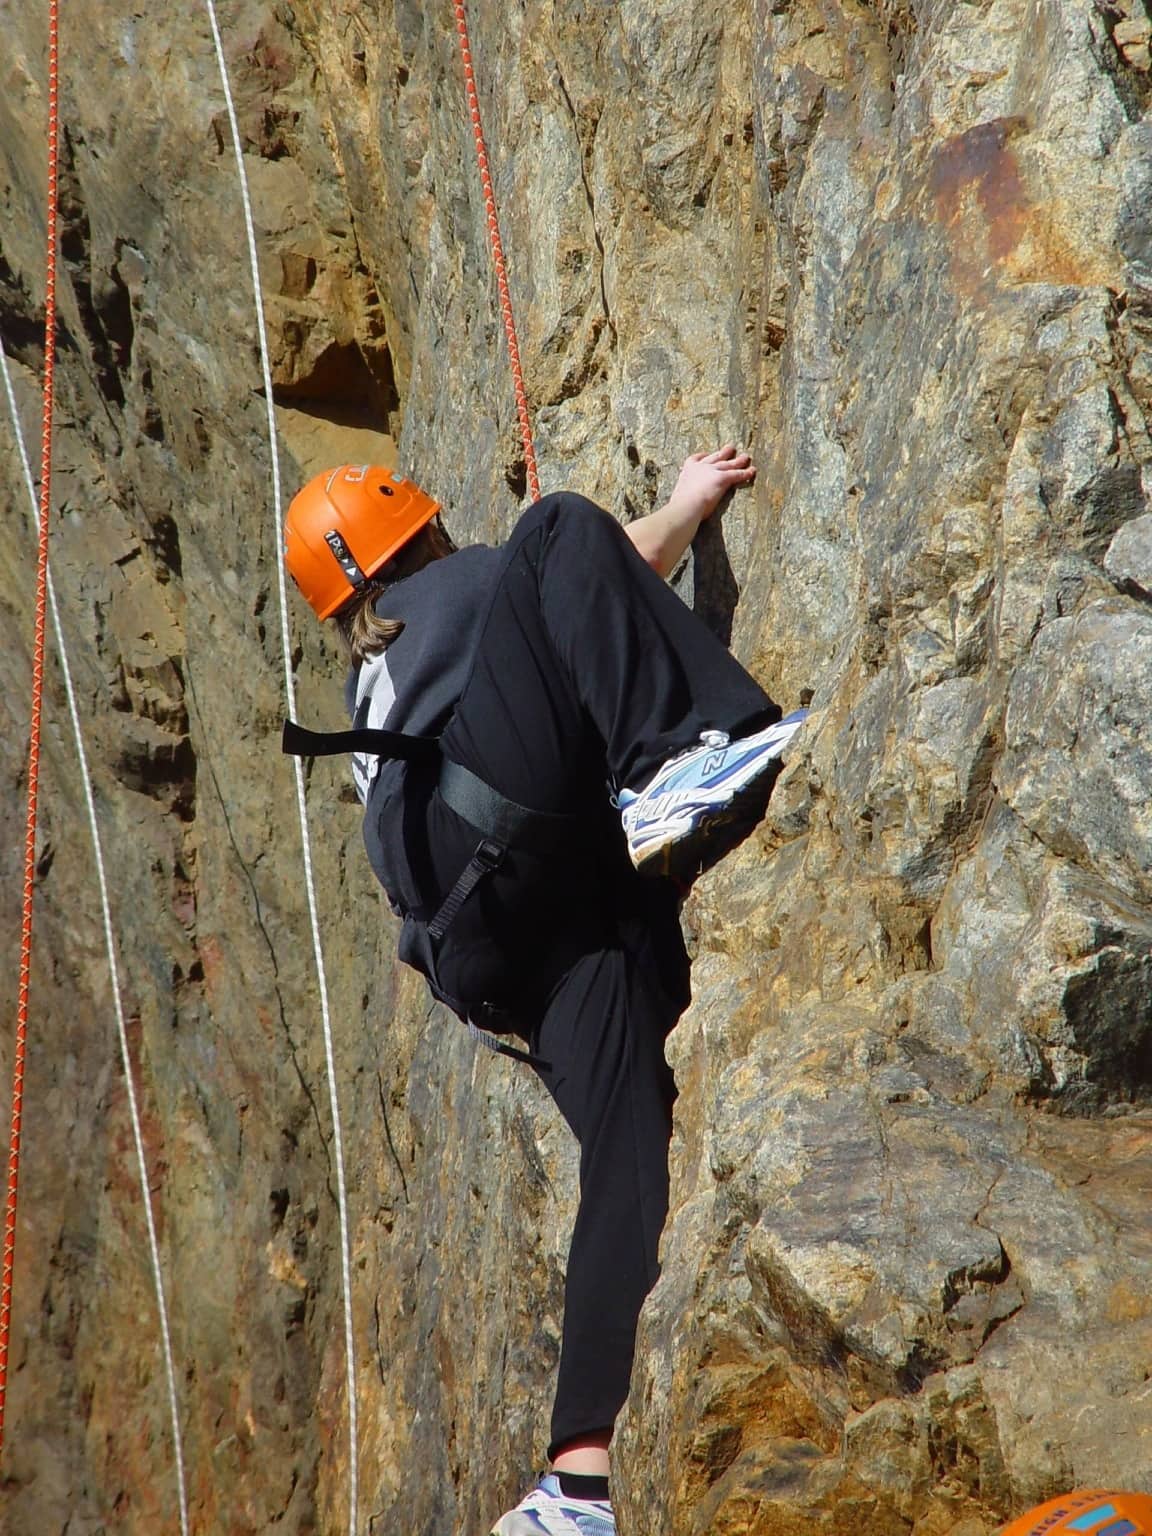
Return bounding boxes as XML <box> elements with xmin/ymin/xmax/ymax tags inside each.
<box><xmin>284</xmin><ymin>464</ymin><xmax>442</xmax><ymax>620</ymax></box>
<box><xmin>999</xmin><ymin>1492</ymin><xmax>1152</xmax><ymax>1536</ymax></box>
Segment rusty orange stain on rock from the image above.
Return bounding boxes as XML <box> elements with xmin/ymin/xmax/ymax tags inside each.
<box><xmin>930</xmin><ymin>118</ymin><xmax>1030</xmax><ymax>284</ymax></box>
<box><xmin>929</xmin><ymin>116</ymin><xmax>1113</xmax><ymax>290</ymax></box>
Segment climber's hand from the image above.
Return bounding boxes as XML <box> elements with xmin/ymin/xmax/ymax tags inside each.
<box><xmin>625</xmin><ymin>444</ymin><xmax>757</xmax><ymax>577</ymax></box>
<box><xmin>668</xmin><ymin>445</ymin><xmax>757</xmax><ymax>524</ymax></box>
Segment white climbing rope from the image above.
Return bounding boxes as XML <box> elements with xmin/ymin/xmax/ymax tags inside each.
<box><xmin>202</xmin><ymin>6</ymin><xmax>360</xmax><ymax>1530</ymax></box>
<box><xmin>0</xmin><ymin>339</ymin><xmax>191</xmax><ymax>1536</ymax></box>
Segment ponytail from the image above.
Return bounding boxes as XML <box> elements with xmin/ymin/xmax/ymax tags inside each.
<box><xmin>334</xmin><ymin>517</ymin><xmax>457</xmax><ymax>665</ymax></box>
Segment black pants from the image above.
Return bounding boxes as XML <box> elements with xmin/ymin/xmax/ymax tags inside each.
<box><xmin>385</xmin><ymin>495</ymin><xmax>776</xmax><ymax>1453</ymax></box>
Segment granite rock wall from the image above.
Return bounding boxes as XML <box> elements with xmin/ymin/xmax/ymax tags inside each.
<box><xmin>0</xmin><ymin>2</ymin><xmax>1149</xmax><ymax>1533</ymax></box>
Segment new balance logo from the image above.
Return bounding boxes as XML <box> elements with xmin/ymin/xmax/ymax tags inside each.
<box><xmin>703</xmin><ymin>750</ymin><xmax>728</xmax><ymax>774</ymax></box>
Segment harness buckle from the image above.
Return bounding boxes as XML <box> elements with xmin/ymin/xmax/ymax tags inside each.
<box><xmin>426</xmin><ymin>837</ymin><xmax>507</xmax><ymax>943</ymax></box>
<box><xmin>475</xmin><ymin>838</ymin><xmax>506</xmax><ymax>871</ymax></box>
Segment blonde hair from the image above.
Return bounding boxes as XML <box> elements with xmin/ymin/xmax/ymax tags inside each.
<box><xmin>334</xmin><ymin>518</ymin><xmax>457</xmax><ymax>665</ymax></box>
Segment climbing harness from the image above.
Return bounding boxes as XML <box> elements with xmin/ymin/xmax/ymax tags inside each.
<box><xmin>282</xmin><ymin>721</ymin><xmax>587</xmax><ymax>1071</ymax></box>
<box><xmin>1</xmin><ymin>0</ymin><xmax>60</xmax><ymax>1461</ymax></box>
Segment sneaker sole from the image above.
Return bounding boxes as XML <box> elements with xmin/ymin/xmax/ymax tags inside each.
<box><xmin>631</xmin><ymin>757</ymin><xmax>784</xmax><ymax>883</ymax></box>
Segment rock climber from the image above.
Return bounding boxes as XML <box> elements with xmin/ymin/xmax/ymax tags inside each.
<box><xmin>283</xmin><ymin>446</ymin><xmax>807</xmax><ymax>1536</ymax></box>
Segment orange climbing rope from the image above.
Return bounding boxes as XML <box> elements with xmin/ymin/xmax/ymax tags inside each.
<box><xmin>0</xmin><ymin>0</ymin><xmax>61</xmax><ymax>1456</ymax></box>
<box><xmin>453</xmin><ymin>0</ymin><xmax>541</xmax><ymax>502</ymax></box>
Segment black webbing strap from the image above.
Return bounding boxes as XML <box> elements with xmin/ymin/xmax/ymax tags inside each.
<box><xmin>429</xmin><ymin>764</ymin><xmax>581</xmax><ymax>944</ymax></box>
<box><xmin>282</xmin><ymin>718</ymin><xmax>440</xmax><ymax>765</ymax></box>
<box><xmin>467</xmin><ymin>1020</ymin><xmax>549</xmax><ymax>1071</ymax></box>
<box><xmin>427</xmin><ymin>837</ymin><xmax>505</xmax><ymax>941</ymax></box>
<box><xmin>283</xmin><ymin>720</ymin><xmax>582</xmax><ymax>855</ymax></box>
<box><xmin>437</xmin><ymin>759</ymin><xmax>581</xmax><ymax>854</ymax></box>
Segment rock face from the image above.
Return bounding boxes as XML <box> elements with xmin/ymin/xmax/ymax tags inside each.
<box><xmin>1</xmin><ymin>2</ymin><xmax>1150</xmax><ymax>1533</ymax></box>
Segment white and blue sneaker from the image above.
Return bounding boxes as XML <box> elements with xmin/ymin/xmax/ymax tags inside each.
<box><xmin>619</xmin><ymin>709</ymin><xmax>810</xmax><ymax>881</ymax></box>
<box><xmin>489</xmin><ymin>1475</ymin><xmax>615</xmax><ymax>1535</ymax></box>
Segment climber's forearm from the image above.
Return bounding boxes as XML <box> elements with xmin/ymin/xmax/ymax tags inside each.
<box><xmin>624</xmin><ymin>446</ymin><xmax>757</xmax><ymax>580</ymax></box>
<box><xmin>624</xmin><ymin>496</ymin><xmax>705</xmax><ymax>579</ymax></box>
